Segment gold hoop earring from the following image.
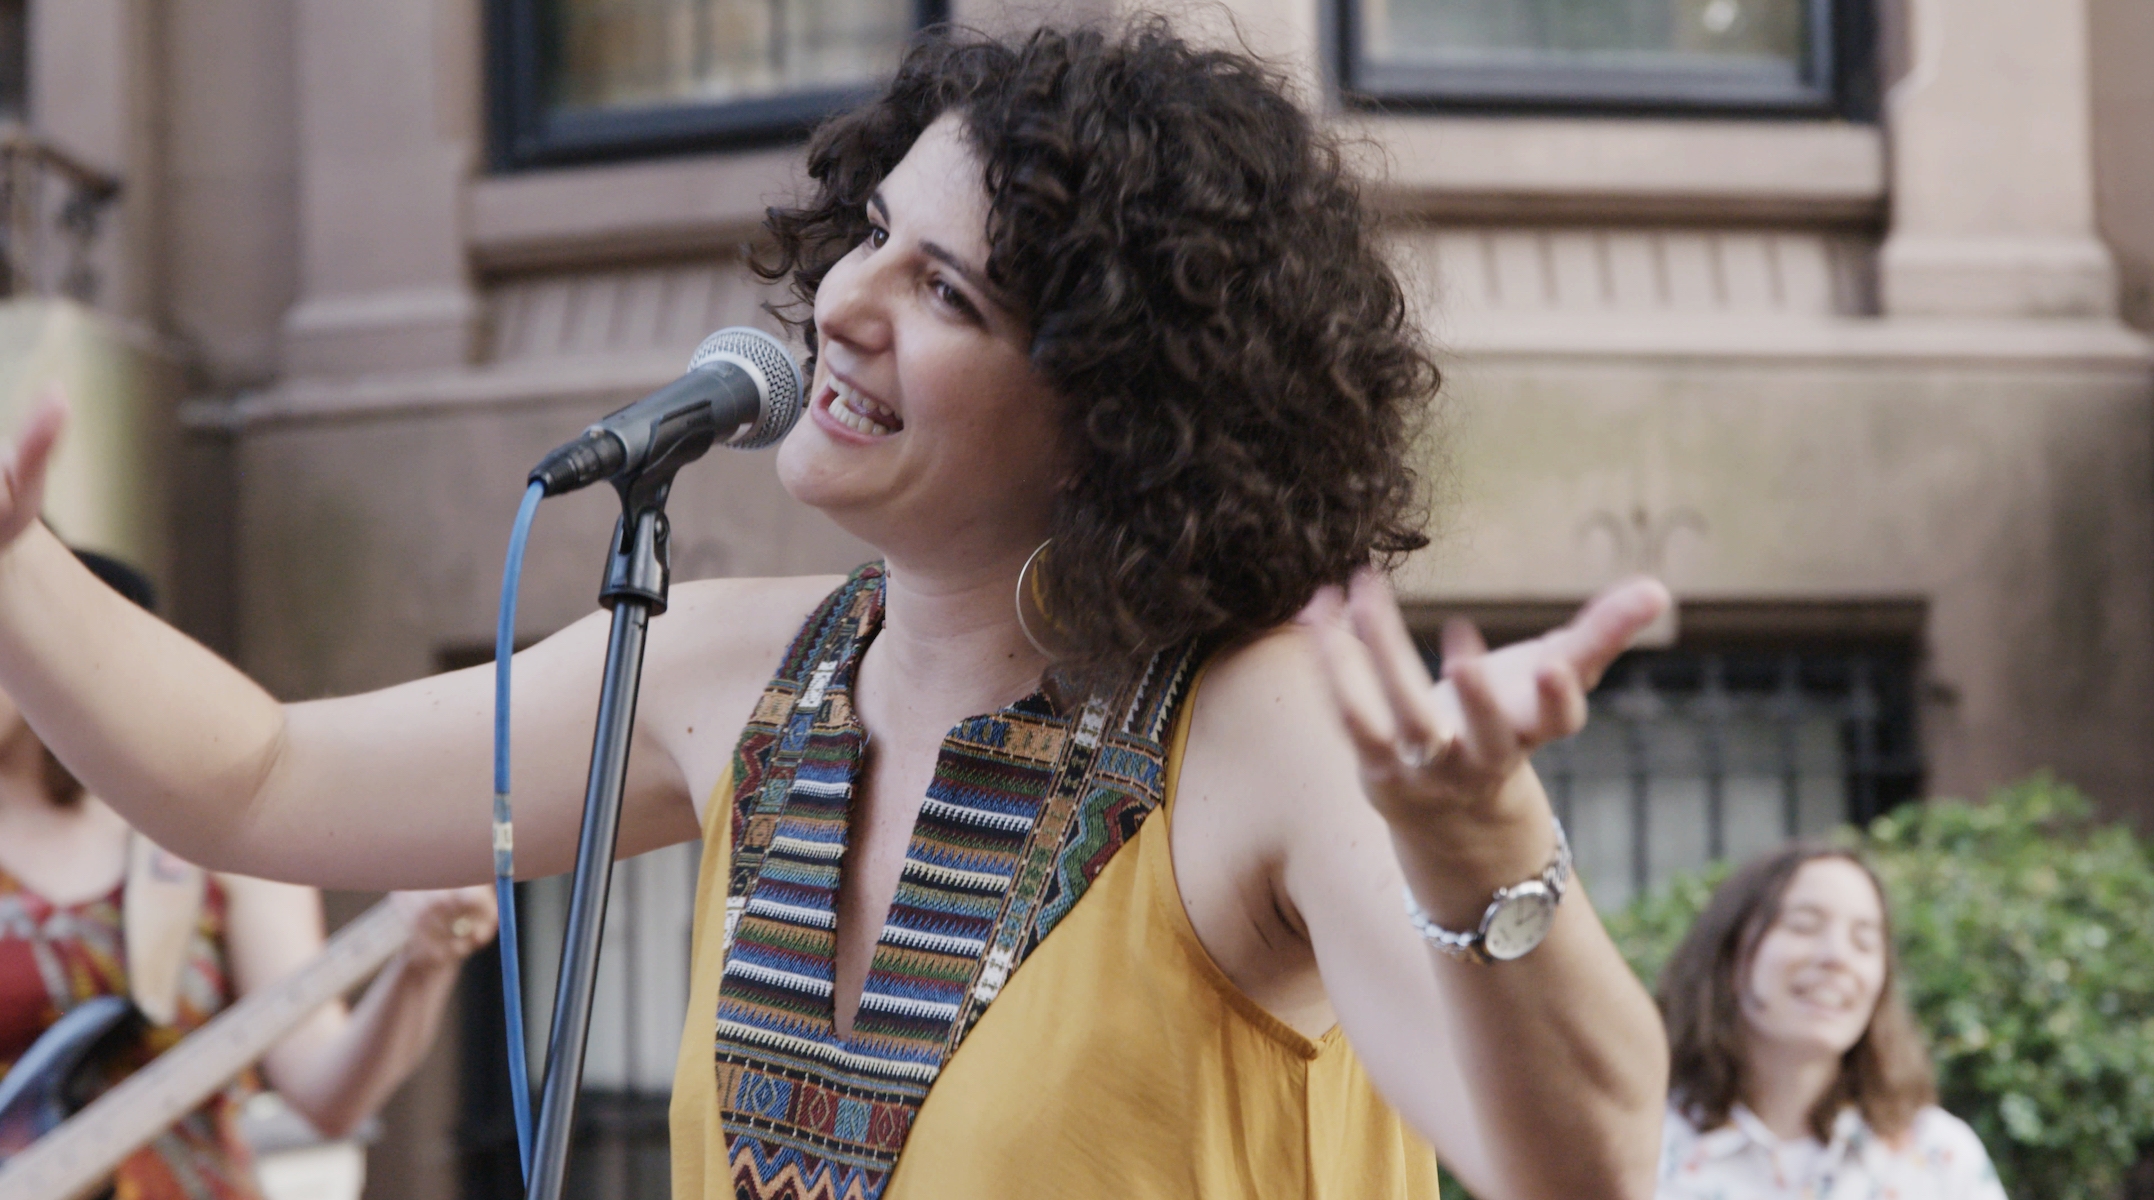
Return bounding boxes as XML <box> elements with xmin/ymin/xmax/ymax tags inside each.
<box><xmin>1014</xmin><ymin>539</ymin><xmax>1055</xmax><ymax>659</ymax></box>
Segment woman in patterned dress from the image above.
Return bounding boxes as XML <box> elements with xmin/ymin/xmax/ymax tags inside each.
<box><xmin>0</xmin><ymin>22</ymin><xmax>1674</xmax><ymax>1200</ymax></box>
<box><xmin>0</xmin><ymin>553</ymin><xmax>499</xmax><ymax>1198</ymax></box>
<box><xmin>1655</xmin><ymin>845</ymin><xmax>2007</xmax><ymax>1199</ymax></box>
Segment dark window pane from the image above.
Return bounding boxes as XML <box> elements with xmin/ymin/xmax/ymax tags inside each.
<box><xmin>550</xmin><ymin>0</ymin><xmax>912</xmax><ymax>114</ymax></box>
<box><xmin>1363</xmin><ymin>0</ymin><xmax>1807</xmax><ymax>77</ymax></box>
<box><xmin>1344</xmin><ymin>0</ymin><xmax>1853</xmax><ymax>113</ymax></box>
<box><xmin>0</xmin><ymin>0</ymin><xmax>26</xmax><ymax>121</ymax></box>
<box><xmin>491</xmin><ymin>0</ymin><xmax>936</xmax><ymax>169</ymax></box>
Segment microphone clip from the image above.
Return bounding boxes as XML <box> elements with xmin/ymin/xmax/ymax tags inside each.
<box><xmin>597</xmin><ymin>427</ymin><xmax>703</xmax><ymax>614</ymax></box>
<box><xmin>600</xmin><ymin>506</ymin><xmax>671</xmax><ymax>614</ymax></box>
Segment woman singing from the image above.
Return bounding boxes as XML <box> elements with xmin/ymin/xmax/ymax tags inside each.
<box><xmin>0</xmin><ymin>21</ymin><xmax>1667</xmax><ymax>1200</ymax></box>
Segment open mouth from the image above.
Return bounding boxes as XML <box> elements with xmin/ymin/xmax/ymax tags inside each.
<box><xmin>822</xmin><ymin>376</ymin><xmax>904</xmax><ymax>437</ymax></box>
<box><xmin>1789</xmin><ymin>978</ymin><xmax>1858</xmax><ymax>1011</ymax></box>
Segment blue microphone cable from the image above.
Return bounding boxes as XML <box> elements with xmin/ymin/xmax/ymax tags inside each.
<box><xmin>493</xmin><ymin>479</ymin><xmax>545</xmax><ymax>1182</ymax></box>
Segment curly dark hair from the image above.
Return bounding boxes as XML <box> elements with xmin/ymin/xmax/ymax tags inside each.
<box><xmin>758</xmin><ymin>19</ymin><xmax>1437</xmax><ymax>682</ymax></box>
<box><xmin>1659</xmin><ymin>843</ymin><xmax>1938</xmax><ymax>1140</ymax></box>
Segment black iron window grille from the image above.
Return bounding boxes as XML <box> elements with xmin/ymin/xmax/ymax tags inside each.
<box><xmin>1416</xmin><ymin>614</ymin><xmax>1922</xmax><ymax>909</ymax></box>
<box><xmin>462</xmin><ymin>844</ymin><xmax>701</xmax><ymax>1200</ymax></box>
<box><xmin>488</xmin><ymin>0</ymin><xmax>946</xmax><ymax>170</ymax></box>
<box><xmin>1338</xmin><ymin>0</ymin><xmax>1876</xmax><ymax>117</ymax></box>
<box><xmin>443</xmin><ymin>642</ymin><xmax>696</xmax><ymax>1200</ymax></box>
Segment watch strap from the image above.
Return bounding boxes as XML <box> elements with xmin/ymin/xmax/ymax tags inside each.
<box><xmin>1402</xmin><ymin>816</ymin><xmax>1571</xmax><ymax>964</ymax></box>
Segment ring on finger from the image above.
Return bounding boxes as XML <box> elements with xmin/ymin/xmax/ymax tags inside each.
<box><xmin>1396</xmin><ymin>739</ymin><xmax>1439</xmax><ymax>770</ymax></box>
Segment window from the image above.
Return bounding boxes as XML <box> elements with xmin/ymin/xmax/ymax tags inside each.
<box><xmin>460</xmin><ymin>844</ymin><xmax>700</xmax><ymax>1200</ymax></box>
<box><xmin>0</xmin><ymin>0</ymin><xmax>23</xmax><ymax>121</ymax></box>
<box><xmin>1341</xmin><ymin>0</ymin><xmax>1874</xmax><ymax>115</ymax></box>
<box><xmin>443</xmin><ymin>642</ymin><xmax>696</xmax><ymax>1200</ymax></box>
<box><xmin>1418</xmin><ymin>605</ymin><xmax>1923</xmax><ymax>909</ymax></box>
<box><xmin>489</xmin><ymin>0</ymin><xmax>944</xmax><ymax>169</ymax></box>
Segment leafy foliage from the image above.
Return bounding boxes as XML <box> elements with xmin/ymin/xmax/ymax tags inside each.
<box><xmin>1607</xmin><ymin>776</ymin><xmax>2154</xmax><ymax>1200</ymax></box>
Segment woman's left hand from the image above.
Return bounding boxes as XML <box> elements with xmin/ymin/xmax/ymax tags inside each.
<box><xmin>1300</xmin><ymin>569</ymin><xmax>1669</xmax><ymax>845</ymax></box>
<box><xmin>390</xmin><ymin>885</ymin><xmax>499</xmax><ymax>972</ymax></box>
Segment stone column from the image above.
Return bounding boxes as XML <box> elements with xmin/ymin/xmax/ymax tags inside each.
<box><xmin>31</xmin><ymin>0</ymin><xmax>163</xmax><ymax>324</ymax></box>
<box><xmin>281</xmin><ymin>0</ymin><xmax>481</xmax><ymax>376</ymax></box>
<box><xmin>1879</xmin><ymin>0</ymin><xmax>2119</xmax><ymax>318</ymax></box>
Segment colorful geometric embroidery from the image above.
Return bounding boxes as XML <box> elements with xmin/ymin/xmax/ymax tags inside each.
<box><xmin>713</xmin><ymin>564</ymin><xmax>1204</xmax><ymax>1200</ymax></box>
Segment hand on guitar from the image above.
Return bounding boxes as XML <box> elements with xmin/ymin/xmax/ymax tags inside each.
<box><xmin>390</xmin><ymin>886</ymin><xmax>499</xmax><ymax>972</ymax></box>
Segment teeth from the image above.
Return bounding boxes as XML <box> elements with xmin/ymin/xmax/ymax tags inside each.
<box><xmin>828</xmin><ymin>378</ymin><xmax>899</xmax><ymax>437</ymax></box>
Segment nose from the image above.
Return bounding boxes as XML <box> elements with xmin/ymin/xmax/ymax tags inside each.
<box><xmin>1809</xmin><ymin>923</ymin><xmax>1876</xmax><ymax>985</ymax></box>
<box><xmin>814</xmin><ymin>237</ymin><xmax>895</xmax><ymax>361</ymax></box>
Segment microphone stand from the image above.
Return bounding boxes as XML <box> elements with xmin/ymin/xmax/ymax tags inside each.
<box><xmin>527</xmin><ymin>428</ymin><xmax>711</xmax><ymax>1200</ymax></box>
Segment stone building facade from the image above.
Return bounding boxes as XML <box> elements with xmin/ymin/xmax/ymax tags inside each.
<box><xmin>4</xmin><ymin>0</ymin><xmax>2150</xmax><ymax>1196</ymax></box>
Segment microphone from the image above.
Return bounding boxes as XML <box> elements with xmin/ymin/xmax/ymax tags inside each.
<box><xmin>529</xmin><ymin>326</ymin><xmax>805</xmax><ymax>497</ymax></box>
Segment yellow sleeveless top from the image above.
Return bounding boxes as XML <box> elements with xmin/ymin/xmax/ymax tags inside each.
<box><xmin>669</xmin><ymin>678</ymin><xmax>1441</xmax><ymax>1198</ymax></box>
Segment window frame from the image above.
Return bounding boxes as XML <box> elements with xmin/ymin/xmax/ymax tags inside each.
<box><xmin>1335</xmin><ymin>0</ymin><xmax>1877</xmax><ymax>119</ymax></box>
<box><xmin>486</xmin><ymin>0</ymin><xmax>947</xmax><ymax>172</ymax></box>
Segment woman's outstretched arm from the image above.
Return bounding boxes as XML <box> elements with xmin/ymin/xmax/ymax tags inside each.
<box><xmin>1179</xmin><ymin>575</ymin><xmax>1670</xmax><ymax>1200</ymax></box>
<box><xmin>0</xmin><ymin>398</ymin><xmax>802</xmax><ymax>888</ymax></box>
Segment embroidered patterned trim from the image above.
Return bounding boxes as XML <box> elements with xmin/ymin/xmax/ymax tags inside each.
<box><xmin>712</xmin><ymin>565</ymin><xmax>1209</xmax><ymax>1200</ymax></box>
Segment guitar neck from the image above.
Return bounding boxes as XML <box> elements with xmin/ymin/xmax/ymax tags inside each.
<box><xmin>0</xmin><ymin>899</ymin><xmax>411</xmax><ymax>1200</ymax></box>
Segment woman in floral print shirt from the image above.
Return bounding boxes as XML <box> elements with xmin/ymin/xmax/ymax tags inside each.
<box><xmin>1654</xmin><ymin>845</ymin><xmax>2007</xmax><ymax>1200</ymax></box>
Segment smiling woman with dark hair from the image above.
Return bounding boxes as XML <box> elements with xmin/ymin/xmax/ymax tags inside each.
<box><xmin>1656</xmin><ymin>844</ymin><xmax>2007</xmax><ymax>1199</ymax></box>
<box><xmin>758</xmin><ymin>23</ymin><xmax>1437</xmax><ymax>687</ymax></box>
<box><xmin>0</xmin><ymin>19</ymin><xmax>1669</xmax><ymax>1200</ymax></box>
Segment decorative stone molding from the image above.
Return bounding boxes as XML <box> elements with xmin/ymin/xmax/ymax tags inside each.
<box><xmin>486</xmin><ymin>256</ymin><xmax>781</xmax><ymax>363</ymax></box>
<box><xmin>1396</xmin><ymin>225</ymin><xmax>1875</xmax><ymax>322</ymax></box>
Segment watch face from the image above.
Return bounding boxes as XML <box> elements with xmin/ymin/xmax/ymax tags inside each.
<box><xmin>1482</xmin><ymin>885</ymin><xmax>1558</xmax><ymax>961</ymax></box>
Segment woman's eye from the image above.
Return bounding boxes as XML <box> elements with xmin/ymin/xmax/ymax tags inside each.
<box><xmin>866</xmin><ymin>224</ymin><xmax>889</xmax><ymax>250</ymax></box>
<box><xmin>933</xmin><ymin>279</ymin><xmax>979</xmax><ymax>320</ymax></box>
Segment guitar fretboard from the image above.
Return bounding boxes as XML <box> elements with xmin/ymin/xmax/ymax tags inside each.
<box><xmin>0</xmin><ymin>900</ymin><xmax>410</xmax><ymax>1200</ymax></box>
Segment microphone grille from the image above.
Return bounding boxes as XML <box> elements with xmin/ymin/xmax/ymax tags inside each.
<box><xmin>688</xmin><ymin>326</ymin><xmax>805</xmax><ymax>450</ymax></box>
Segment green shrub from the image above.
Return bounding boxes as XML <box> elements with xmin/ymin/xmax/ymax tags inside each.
<box><xmin>1606</xmin><ymin>775</ymin><xmax>2154</xmax><ymax>1200</ymax></box>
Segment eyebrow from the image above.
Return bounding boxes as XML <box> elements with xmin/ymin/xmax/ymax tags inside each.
<box><xmin>869</xmin><ymin>188</ymin><xmax>1005</xmax><ymax>313</ymax></box>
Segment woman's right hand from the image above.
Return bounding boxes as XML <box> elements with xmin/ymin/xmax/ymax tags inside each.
<box><xmin>0</xmin><ymin>392</ymin><xmax>66</xmax><ymax>548</ymax></box>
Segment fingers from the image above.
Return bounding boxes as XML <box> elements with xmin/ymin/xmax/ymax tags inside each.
<box><xmin>1344</xmin><ymin>570</ymin><xmax>1444</xmax><ymax>755</ymax></box>
<box><xmin>1440</xmin><ymin>616</ymin><xmax>1487</xmax><ymax>664</ymax></box>
<box><xmin>1545</xmin><ymin>577</ymin><xmax>1670</xmax><ymax>690</ymax></box>
<box><xmin>1532</xmin><ymin>658</ymin><xmax>1589</xmax><ymax>743</ymax></box>
<box><xmin>1445</xmin><ymin>655</ymin><xmax>1515</xmax><ymax>770</ymax></box>
<box><xmin>1301</xmin><ymin>583</ymin><xmax>1410</xmax><ymax>763</ymax></box>
<box><xmin>394</xmin><ymin>886</ymin><xmax>499</xmax><ymax>964</ymax></box>
<box><xmin>0</xmin><ymin>391</ymin><xmax>66</xmax><ymax>541</ymax></box>
<box><xmin>1306</xmin><ymin>570</ymin><xmax>1633</xmax><ymax>812</ymax></box>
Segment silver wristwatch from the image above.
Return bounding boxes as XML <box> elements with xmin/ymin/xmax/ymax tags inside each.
<box><xmin>1402</xmin><ymin>817</ymin><xmax>1572</xmax><ymax>964</ymax></box>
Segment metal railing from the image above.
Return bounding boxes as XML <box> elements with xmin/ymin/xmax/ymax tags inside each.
<box><xmin>0</xmin><ymin>123</ymin><xmax>121</xmax><ymax>302</ymax></box>
<box><xmin>1529</xmin><ymin>645</ymin><xmax>1922</xmax><ymax>908</ymax></box>
<box><xmin>463</xmin><ymin>842</ymin><xmax>700</xmax><ymax>1200</ymax></box>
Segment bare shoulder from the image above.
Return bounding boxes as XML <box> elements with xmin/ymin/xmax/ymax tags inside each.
<box><xmin>1186</xmin><ymin>625</ymin><xmax>1350</xmax><ymax>775</ymax></box>
<box><xmin>636</xmin><ymin>574</ymin><xmax>850</xmax><ymax>810</ymax></box>
<box><xmin>647</xmin><ymin>574</ymin><xmax>849</xmax><ymax>672</ymax></box>
<box><xmin>1179</xmin><ymin>625</ymin><xmax>1365</xmax><ymax>847</ymax></box>
<box><xmin>1170</xmin><ymin>624</ymin><xmax>1377</xmax><ymax>1027</ymax></box>
<box><xmin>639</xmin><ymin>573</ymin><xmax>849</xmax><ymax>719</ymax></box>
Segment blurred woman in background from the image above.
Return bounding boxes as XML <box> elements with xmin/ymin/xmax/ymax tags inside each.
<box><xmin>1656</xmin><ymin>843</ymin><xmax>2006</xmax><ymax>1199</ymax></box>
<box><xmin>0</xmin><ymin>551</ymin><xmax>498</xmax><ymax>1200</ymax></box>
